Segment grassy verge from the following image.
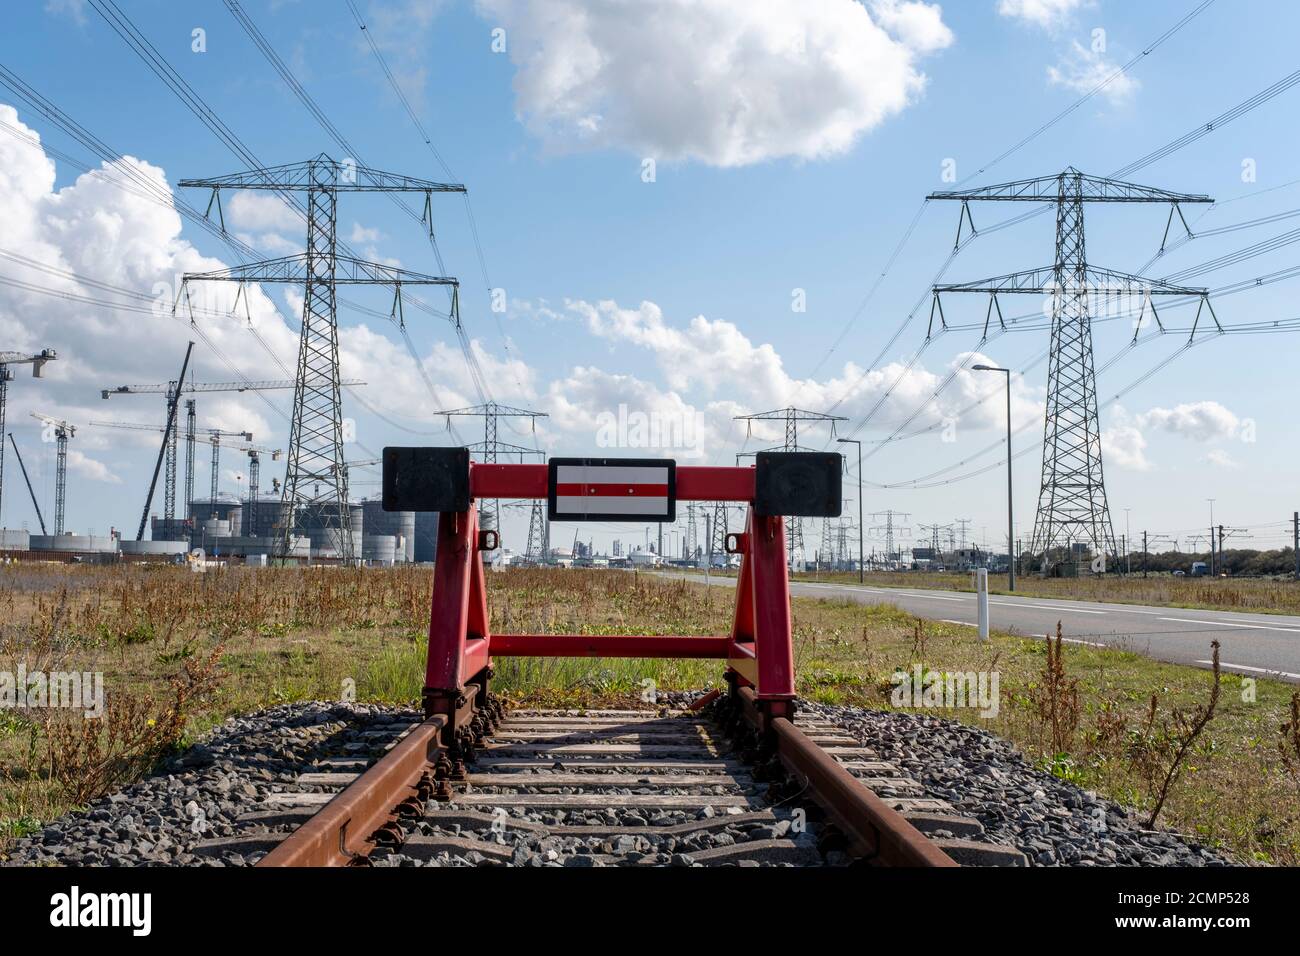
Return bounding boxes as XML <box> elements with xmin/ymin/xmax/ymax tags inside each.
<box><xmin>2</xmin><ymin>564</ymin><xmax>1298</xmax><ymax>863</ymax></box>
<box><xmin>777</xmin><ymin>568</ymin><xmax>1300</xmax><ymax>616</ymax></box>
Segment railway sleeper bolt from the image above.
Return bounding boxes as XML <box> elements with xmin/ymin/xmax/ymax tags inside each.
<box><xmin>434</xmin><ymin>754</ymin><xmax>455</xmax><ymax>801</ymax></box>
<box><xmin>372</xmin><ymin>819</ymin><xmax>406</xmax><ymax>847</ymax></box>
<box><xmin>396</xmin><ymin>795</ymin><xmax>424</xmax><ymax>819</ymax></box>
<box><xmin>415</xmin><ymin>771</ymin><xmax>434</xmax><ymax>802</ymax></box>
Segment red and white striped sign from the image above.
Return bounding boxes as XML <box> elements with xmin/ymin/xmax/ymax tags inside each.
<box><xmin>549</xmin><ymin>459</ymin><xmax>676</xmax><ymax>521</ymax></box>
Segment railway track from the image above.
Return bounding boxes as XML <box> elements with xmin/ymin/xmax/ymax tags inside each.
<box><xmin>195</xmin><ymin>690</ymin><xmax>1024</xmax><ymax>867</ymax></box>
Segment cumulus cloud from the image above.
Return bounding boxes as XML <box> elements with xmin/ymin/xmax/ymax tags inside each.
<box><xmin>1102</xmin><ymin>423</ymin><xmax>1150</xmax><ymax>472</ymax></box>
<box><xmin>200</xmin><ymin>399</ymin><xmax>273</xmax><ymax>445</ymax></box>
<box><xmin>226</xmin><ymin>191</ymin><xmax>302</xmax><ymax>234</ymax></box>
<box><xmin>1047</xmin><ymin>40</ymin><xmax>1138</xmax><ymax>103</ymax></box>
<box><xmin>349</xmin><ymin>222</ymin><xmax>382</xmax><ymax>244</ymax></box>
<box><xmin>564</xmin><ymin>297</ymin><xmax>1041</xmax><ymax>438</ymax></box>
<box><xmin>1136</xmin><ymin>401</ymin><xmax>1241</xmax><ymax>442</ymax></box>
<box><xmin>66</xmin><ymin>448</ymin><xmax>121</xmax><ymax>484</ymax></box>
<box><xmin>997</xmin><ymin>0</ymin><xmax>1090</xmax><ymax>32</ymax></box>
<box><xmin>544</xmin><ymin>366</ymin><xmax>721</xmax><ymax>460</ymax></box>
<box><xmin>475</xmin><ymin>0</ymin><xmax>953</xmax><ymax>166</ymax></box>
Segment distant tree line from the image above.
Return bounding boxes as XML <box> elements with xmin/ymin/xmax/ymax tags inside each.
<box><xmin>1123</xmin><ymin>549</ymin><xmax>1298</xmax><ymax>577</ymax></box>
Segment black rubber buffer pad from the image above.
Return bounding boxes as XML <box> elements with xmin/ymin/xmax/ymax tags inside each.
<box><xmin>754</xmin><ymin>451</ymin><xmax>842</xmax><ymax>518</ymax></box>
<box><xmin>382</xmin><ymin>446</ymin><xmax>470</xmax><ymax>512</ymax></box>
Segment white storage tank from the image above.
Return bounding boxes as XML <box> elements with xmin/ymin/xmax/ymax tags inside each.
<box><xmin>121</xmin><ymin>540</ymin><xmax>188</xmax><ymax>560</ymax></box>
<box><xmin>361</xmin><ymin>500</ymin><xmax>415</xmax><ymax>563</ymax></box>
<box><xmin>30</xmin><ymin>534</ymin><xmax>119</xmax><ymax>554</ymax></box>
<box><xmin>0</xmin><ymin>529</ymin><xmax>31</xmax><ymax>551</ymax></box>
<box><xmin>362</xmin><ymin>534</ymin><xmax>398</xmax><ymax>565</ymax></box>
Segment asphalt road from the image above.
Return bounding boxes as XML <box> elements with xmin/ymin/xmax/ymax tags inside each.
<box><xmin>668</xmin><ymin>573</ymin><xmax>1300</xmax><ymax>683</ymax></box>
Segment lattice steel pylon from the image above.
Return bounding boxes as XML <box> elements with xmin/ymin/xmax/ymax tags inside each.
<box><xmin>735</xmin><ymin>407</ymin><xmax>847</xmax><ymax>569</ymax></box>
<box><xmin>709</xmin><ymin>502</ymin><xmax>729</xmax><ymax>567</ymax></box>
<box><xmin>524</xmin><ymin>498</ymin><xmax>546</xmax><ymax>564</ymax></box>
<box><xmin>685</xmin><ymin>502</ymin><xmax>699</xmax><ymax>564</ymax></box>
<box><xmin>928</xmin><ymin>169</ymin><xmax>1218</xmax><ymax>573</ymax></box>
<box><xmin>178</xmin><ymin>155</ymin><xmax>465</xmax><ymax>564</ymax></box>
<box><xmin>433</xmin><ymin>401</ymin><xmax>548</xmax><ymax>544</ymax></box>
<box><xmin>818</xmin><ymin>517</ymin><xmax>834</xmax><ymax>571</ymax></box>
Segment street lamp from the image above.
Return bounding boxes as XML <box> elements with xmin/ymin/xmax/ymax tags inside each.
<box><xmin>972</xmin><ymin>364</ymin><xmax>1015</xmax><ymax>591</ymax></box>
<box><xmin>836</xmin><ymin>438</ymin><xmax>864</xmax><ymax>584</ymax></box>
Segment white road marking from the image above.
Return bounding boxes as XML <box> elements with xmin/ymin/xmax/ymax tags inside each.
<box><xmin>1195</xmin><ymin>660</ymin><xmax>1300</xmax><ymax>680</ymax></box>
<box><xmin>941</xmin><ymin>619</ymin><xmax>977</xmax><ymax>627</ymax></box>
<box><xmin>1159</xmin><ymin>616</ymin><xmax>1300</xmax><ymax>634</ymax></box>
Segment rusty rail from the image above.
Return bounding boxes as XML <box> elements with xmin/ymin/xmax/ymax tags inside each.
<box><xmin>257</xmin><ymin>716</ymin><xmax>446</xmax><ymax>867</ymax></box>
<box><xmin>736</xmin><ymin>686</ymin><xmax>956</xmax><ymax>867</ymax></box>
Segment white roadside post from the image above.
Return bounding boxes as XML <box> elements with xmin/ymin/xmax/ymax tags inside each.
<box><xmin>976</xmin><ymin>567</ymin><xmax>989</xmax><ymax>641</ymax></box>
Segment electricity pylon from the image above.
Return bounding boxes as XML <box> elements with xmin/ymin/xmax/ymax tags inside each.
<box><xmin>106</xmin><ymin>374</ymin><xmax>362</xmax><ymax>539</ymax></box>
<box><xmin>871</xmin><ymin>510</ymin><xmax>910</xmax><ymax>566</ymax></box>
<box><xmin>929</xmin><ymin>168</ymin><xmax>1217</xmax><ymax>572</ymax></box>
<box><xmin>819</xmin><ymin>517</ymin><xmax>835</xmax><ymax>571</ymax></box>
<box><xmin>685</xmin><ymin>502</ymin><xmax>699</xmax><ymax>564</ymax></box>
<box><xmin>432</xmin><ymin>401</ymin><xmax>547</xmax><ymax>542</ymax></box>
<box><xmin>178</xmin><ymin>155</ymin><xmax>464</xmax><ymax>563</ymax></box>
<box><xmin>735</xmin><ymin>407</ymin><xmax>847</xmax><ymax>569</ymax></box>
<box><xmin>525</xmin><ymin>497</ymin><xmax>547</xmax><ymax>564</ymax></box>
<box><xmin>709</xmin><ymin>502</ymin><xmax>729</xmax><ymax>568</ymax></box>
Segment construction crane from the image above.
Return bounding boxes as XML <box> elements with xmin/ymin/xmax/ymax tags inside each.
<box><xmin>102</xmin><ymin>374</ymin><xmax>363</xmax><ymax>531</ymax></box>
<box><xmin>0</xmin><ymin>348</ymin><xmax>56</xmax><ymax>524</ymax></box>
<box><xmin>331</xmin><ymin>457</ymin><xmax>381</xmax><ymax>481</ymax></box>
<box><xmin>6</xmin><ymin>433</ymin><xmax>46</xmax><ymax>534</ymax></box>
<box><xmin>243</xmin><ymin>446</ymin><xmax>284</xmax><ymax>537</ymax></box>
<box><xmin>203</xmin><ymin>428</ymin><xmax>253</xmax><ymax>509</ymax></box>
<box><xmin>29</xmin><ymin>411</ymin><xmax>74</xmax><ymax>535</ymax></box>
<box><xmin>89</xmin><ymin>420</ymin><xmax>275</xmax><ymax>531</ymax></box>
<box><xmin>100</xmin><ymin>377</ymin><xmax>364</xmax><ymax>399</ymax></box>
<box><xmin>134</xmin><ymin>342</ymin><xmax>193</xmax><ymax>541</ymax></box>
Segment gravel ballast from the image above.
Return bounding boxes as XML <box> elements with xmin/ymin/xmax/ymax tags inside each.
<box><xmin>1</xmin><ymin>696</ymin><xmax>1234</xmax><ymax>867</ymax></box>
<box><xmin>2</xmin><ymin>702</ymin><xmax>418</xmax><ymax>867</ymax></box>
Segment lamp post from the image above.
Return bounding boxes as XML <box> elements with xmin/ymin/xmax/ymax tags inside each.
<box><xmin>972</xmin><ymin>364</ymin><xmax>1015</xmax><ymax>591</ymax></box>
<box><xmin>836</xmin><ymin>438</ymin><xmax>864</xmax><ymax>584</ymax></box>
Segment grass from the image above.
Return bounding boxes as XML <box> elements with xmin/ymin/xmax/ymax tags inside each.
<box><xmin>0</xmin><ymin>563</ymin><xmax>1297</xmax><ymax>864</ymax></box>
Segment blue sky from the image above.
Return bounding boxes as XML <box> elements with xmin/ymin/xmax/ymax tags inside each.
<box><xmin>2</xmin><ymin>0</ymin><xmax>1299</xmax><ymax>558</ymax></box>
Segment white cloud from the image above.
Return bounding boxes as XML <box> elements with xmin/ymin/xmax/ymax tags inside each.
<box><xmin>226</xmin><ymin>191</ymin><xmax>302</xmax><ymax>234</ymax></box>
<box><xmin>1102</xmin><ymin>423</ymin><xmax>1150</xmax><ymax>472</ymax></box>
<box><xmin>475</xmin><ymin>0</ymin><xmax>952</xmax><ymax>167</ymax></box>
<box><xmin>1047</xmin><ymin>40</ymin><xmax>1138</xmax><ymax>103</ymax></box>
<box><xmin>349</xmin><ymin>222</ymin><xmax>382</xmax><ymax>244</ymax></box>
<box><xmin>200</xmin><ymin>399</ymin><xmax>273</xmax><ymax>446</ymax></box>
<box><xmin>66</xmin><ymin>449</ymin><xmax>120</xmax><ymax>484</ymax></box>
<box><xmin>544</xmin><ymin>366</ymin><xmax>720</xmax><ymax>460</ymax></box>
<box><xmin>1136</xmin><ymin>401</ymin><xmax>1240</xmax><ymax>442</ymax></box>
<box><xmin>44</xmin><ymin>0</ymin><xmax>87</xmax><ymax>25</ymax></box>
<box><xmin>234</xmin><ymin>231</ymin><xmax>301</xmax><ymax>256</ymax></box>
<box><xmin>997</xmin><ymin>0</ymin><xmax>1090</xmax><ymax>32</ymax></box>
<box><xmin>565</xmin><ymin>297</ymin><xmax>1041</xmax><ymax>438</ymax></box>
<box><xmin>1203</xmin><ymin>449</ymin><xmax>1240</xmax><ymax>470</ymax></box>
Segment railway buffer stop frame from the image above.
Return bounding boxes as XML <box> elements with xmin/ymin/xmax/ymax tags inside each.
<box><xmin>383</xmin><ymin>447</ymin><xmax>842</xmax><ymax>747</ymax></box>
